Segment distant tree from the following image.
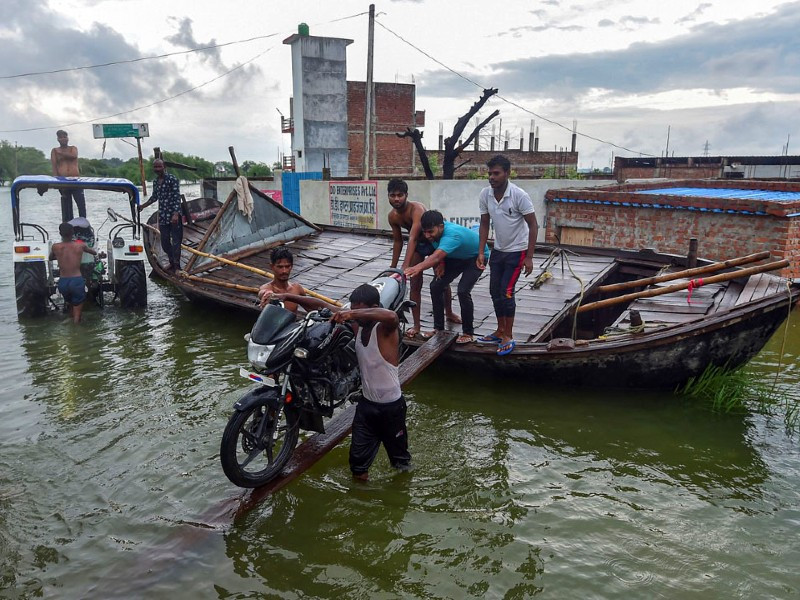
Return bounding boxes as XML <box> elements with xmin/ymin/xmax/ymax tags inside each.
<box><xmin>241</xmin><ymin>160</ymin><xmax>272</xmax><ymax>177</ymax></box>
<box><xmin>397</xmin><ymin>88</ymin><xmax>499</xmax><ymax>180</ymax></box>
<box><xmin>542</xmin><ymin>166</ymin><xmax>582</xmax><ymax>180</ymax></box>
<box><xmin>0</xmin><ymin>141</ymin><xmax>50</xmax><ymax>180</ymax></box>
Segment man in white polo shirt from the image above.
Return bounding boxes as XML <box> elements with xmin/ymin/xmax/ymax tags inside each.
<box><xmin>476</xmin><ymin>155</ymin><xmax>538</xmax><ymax>356</ymax></box>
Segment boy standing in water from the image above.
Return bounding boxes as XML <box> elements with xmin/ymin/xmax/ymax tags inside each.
<box><xmin>49</xmin><ymin>222</ymin><xmax>98</xmax><ymax>323</ymax></box>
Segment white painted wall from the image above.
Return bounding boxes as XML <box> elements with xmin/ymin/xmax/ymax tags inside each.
<box><xmin>300</xmin><ymin>178</ymin><xmax>604</xmax><ymax>241</ymax></box>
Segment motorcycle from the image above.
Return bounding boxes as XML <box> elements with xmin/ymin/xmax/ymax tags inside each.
<box><xmin>220</xmin><ymin>268</ymin><xmax>411</xmax><ymax>488</ymax></box>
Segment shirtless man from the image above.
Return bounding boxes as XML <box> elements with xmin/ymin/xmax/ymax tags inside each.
<box><xmin>257</xmin><ymin>246</ymin><xmax>306</xmax><ymax>313</ymax></box>
<box><xmin>50</xmin><ymin>130</ymin><xmax>86</xmax><ymax>221</ymax></box>
<box><xmin>268</xmin><ymin>284</ymin><xmax>411</xmax><ymax>480</ymax></box>
<box><xmin>387</xmin><ymin>178</ymin><xmax>460</xmax><ymax>339</ymax></box>
<box><xmin>49</xmin><ymin>222</ymin><xmax>98</xmax><ymax>323</ymax></box>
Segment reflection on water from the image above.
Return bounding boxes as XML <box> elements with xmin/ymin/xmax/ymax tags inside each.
<box><xmin>2</xmin><ymin>185</ymin><xmax>800</xmax><ymax>598</ymax></box>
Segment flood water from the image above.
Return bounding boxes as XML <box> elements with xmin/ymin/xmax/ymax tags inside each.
<box><xmin>1</xmin><ymin>184</ymin><xmax>799</xmax><ymax>599</ymax></box>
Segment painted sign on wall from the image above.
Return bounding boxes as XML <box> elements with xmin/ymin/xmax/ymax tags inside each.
<box><xmin>329</xmin><ymin>181</ymin><xmax>378</xmax><ymax>228</ymax></box>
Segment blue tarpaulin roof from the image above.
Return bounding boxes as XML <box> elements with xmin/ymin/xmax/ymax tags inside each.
<box><xmin>633</xmin><ymin>187</ymin><xmax>800</xmax><ymax>203</ymax></box>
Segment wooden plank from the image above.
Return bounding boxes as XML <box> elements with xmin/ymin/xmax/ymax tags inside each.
<box><xmin>714</xmin><ymin>280</ymin><xmax>744</xmax><ymax>312</ymax></box>
<box><xmin>735</xmin><ymin>274</ymin><xmax>764</xmax><ymax>306</ymax></box>
<box><xmin>235</xmin><ymin>331</ymin><xmax>458</xmax><ymax>515</ymax></box>
<box><xmin>748</xmin><ymin>273</ymin><xmax>773</xmax><ymax>302</ymax></box>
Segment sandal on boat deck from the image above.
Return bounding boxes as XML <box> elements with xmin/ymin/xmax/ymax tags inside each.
<box><xmin>455</xmin><ymin>334</ymin><xmax>475</xmax><ymax>344</ymax></box>
<box><xmin>477</xmin><ymin>334</ymin><xmax>502</xmax><ymax>344</ymax></box>
<box><xmin>497</xmin><ymin>340</ymin><xmax>516</xmax><ymax>356</ymax></box>
<box><xmin>418</xmin><ymin>330</ymin><xmax>435</xmax><ymax>340</ymax></box>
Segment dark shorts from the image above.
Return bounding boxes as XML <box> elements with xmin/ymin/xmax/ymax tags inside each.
<box><xmin>58</xmin><ymin>276</ymin><xmax>86</xmax><ymax>305</ymax></box>
<box><xmin>349</xmin><ymin>396</ymin><xmax>411</xmax><ymax>475</ymax></box>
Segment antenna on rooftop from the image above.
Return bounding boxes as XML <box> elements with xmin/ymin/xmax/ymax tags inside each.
<box><xmin>702</xmin><ymin>140</ymin><xmax>710</xmax><ymax>157</ymax></box>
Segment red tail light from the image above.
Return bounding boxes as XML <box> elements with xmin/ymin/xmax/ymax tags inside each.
<box><xmin>285</xmin><ymin>392</ymin><xmax>293</xmax><ymax>404</ymax></box>
<box><xmin>128</xmin><ymin>245</ymin><xmax>144</xmax><ymax>253</ymax></box>
<box><xmin>15</xmin><ymin>246</ymin><xmax>31</xmax><ymax>253</ymax></box>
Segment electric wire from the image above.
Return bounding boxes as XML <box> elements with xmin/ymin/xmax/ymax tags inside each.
<box><xmin>374</xmin><ymin>18</ymin><xmax>656</xmax><ymax>157</ymax></box>
<box><xmin>0</xmin><ymin>11</ymin><xmax>368</xmax><ymax>134</ymax></box>
<box><xmin>0</xmin><ymin>45</ymin><xmax>275</xmax><ymax>133</ymax></box>
<box><xmin>0</xmin><ymin>11</ymin><xmax>368</xmax><ymax>81</ymax></box>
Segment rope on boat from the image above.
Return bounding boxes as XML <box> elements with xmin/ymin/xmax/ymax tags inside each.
<box><xmin>528</xmin><ymin>247</ymin><xmax>585</xmax><ymax>339</ymax></box>
<box><xmin>771</xmin><ymin>279</ymin><xmax>795</xmax><ymax>397</ymax></box>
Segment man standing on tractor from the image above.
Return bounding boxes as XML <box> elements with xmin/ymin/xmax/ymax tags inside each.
<box><xmin>50</xmin><ymin>130</ymin><xmax>87</xmax><ymax>222</ymax></box>
<box><xmin>49</xmin><ymin>222</ymin><xmax>99</xmax><ymax>323</ymax></box>
<box><xmin>139</xmin><ymin>159</ymin><xmax>183</xmax><ymax>271</ymax></box>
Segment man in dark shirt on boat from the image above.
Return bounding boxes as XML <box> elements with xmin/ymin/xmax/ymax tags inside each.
<box><xmin>265</xmin><ymin>284</ymin><xmax>411</xmax><ymax>481</ymax></box>
<box><xmin>50</xmin><ymin>130</ymin><xmax>86</xmax><ymax>222</ymax></box>
<box><xmin>49</xmin><ymin>222</ymin><xmax>99</xmax><ymax>323</ymax></box>
<box><xmin>257</xmin><ymin>246</ymin><xmax>306</xmax><ymax>313</ymax></box>
<box><xmin>477</xmin><ymin>155</ymin><xmax>538</xmax><ymax>356</ymax></box>
<box><xmin>138</xmin><ymin>159</ymin><xmax>182</xmax><ymax>271</ymax></box>
<box><xmin>404</xmin><ymin>210</ymin><xmax>489</xmax><ymax>345</ymax></box>
<box><xmin>387</xmin><ymin>178</ymin><xmax>460</xmax><ymax>339</ymax></box>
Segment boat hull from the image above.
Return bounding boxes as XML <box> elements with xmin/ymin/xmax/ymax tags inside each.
<box><xmin>435</xmin><ymin>293</ymin><xmax>795</xmax><ymax>388</ymax></box>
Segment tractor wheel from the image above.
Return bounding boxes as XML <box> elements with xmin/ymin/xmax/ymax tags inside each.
<box><xmin>117</xmin><ymin>261</ymin><xmax>147</xmax><ymax>308</ymax></box>
<box><xmin>15</xmin><ymin>263</ymin><xmax>48</xmax><ymax>318</ymax></box>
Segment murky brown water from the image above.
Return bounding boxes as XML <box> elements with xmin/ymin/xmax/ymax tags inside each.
<box><xmin>2</xmin><ymin>184</ymin><xmax>799</xmax><ymax>598</ymax></box>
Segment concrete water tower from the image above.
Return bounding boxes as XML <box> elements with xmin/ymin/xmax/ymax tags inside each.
<box><xmin>283</xmin><ymin>24</ymin><xmax>353</xmax><ymax>176</ymax></box>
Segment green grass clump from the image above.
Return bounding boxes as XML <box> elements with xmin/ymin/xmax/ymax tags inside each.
<box><xmin>676</xmin><ymin>363</ymin><xmax>800</xmax><ymax>433</ymax></box>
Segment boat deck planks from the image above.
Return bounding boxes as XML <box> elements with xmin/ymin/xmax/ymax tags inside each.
<box><xmin>152</xmin><ymin>229</ymin><xmax>624</xmax><ymax>339</ymax></box>
<box><xmin>234</xmin><ymin>330</ymin><xmax>458</xmax><ymax>516</ymax></box>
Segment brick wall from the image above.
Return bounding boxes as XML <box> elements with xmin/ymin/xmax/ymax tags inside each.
<box><xmin>544</xmin><ymin>180</ymin><xmax>800</xmax><ymax>277</ymax></box>
<box><xmin>425</xmin><ymin>149</ymin><xmax>578</xmax><ymax>178</ymax></box>
<box><xmin>348</xmin><ymin>81</ymin><xmax>418</xmax><ymax>177</ymax></box>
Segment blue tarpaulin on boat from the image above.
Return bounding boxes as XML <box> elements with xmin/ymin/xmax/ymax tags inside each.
<box><xmin>633</xmin><ymin>187</ymin><xmax>800</xmax><ymax>203</ymax></box>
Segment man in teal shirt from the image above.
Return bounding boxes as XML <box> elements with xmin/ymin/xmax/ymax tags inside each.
<box><xmin>404</xmin><ymin>210</ymin><xmax>488</xmax><ymax>344</ymax></box>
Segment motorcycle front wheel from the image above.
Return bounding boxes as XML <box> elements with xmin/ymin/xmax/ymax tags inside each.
<box><xmin>220</xmin><ymin>401</ymin><xmax>300</xmax><ymax>488</ymax></box>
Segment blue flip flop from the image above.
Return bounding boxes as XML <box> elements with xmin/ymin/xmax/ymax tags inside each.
<box><xmin>477</xmin><ymin>334</ymin><xmax>502</xmax><ymax>344</ymax></box>
<box><xmin>497</xmin><ymin>339</ymin><xmax>516</xmax><ymax>356</ymax></box>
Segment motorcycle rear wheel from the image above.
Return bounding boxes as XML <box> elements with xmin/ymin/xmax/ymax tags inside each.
<box><xmin>220</xmin><ymin>402</ymin><xmax>300</xmax><ymax>488</ymax></box>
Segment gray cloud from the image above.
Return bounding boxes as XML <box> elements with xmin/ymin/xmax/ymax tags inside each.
<box><xmin>497</xmin><ymin>23</ymin><xmax>584</xmax><ymax>37</ymax></box>
<box><xmin>619</xmin><ymin>15</ymin><xmax>660</xmax><ymax>28</ymax></box>
<box><xmin>421</xmin><ymin>3</ymin><xmax>800</xmax><ymax>99</ymax></box>
<box><xmin>0</xmin><ymin>0</ymin><xmax>190</xmax><ymax>123</ymax></box>
<box><xmin>676</xmin><ymin>3</ymin><xmax>712</xmax><ymax>25</ymax></box>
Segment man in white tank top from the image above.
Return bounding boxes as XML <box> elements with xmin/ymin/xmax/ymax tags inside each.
<box><xmin>270</xmin><ymin>284</ymin><xmax>412</xmax><ymax>480</ymax></box>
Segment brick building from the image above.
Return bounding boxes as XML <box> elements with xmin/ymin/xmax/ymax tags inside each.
<box><xmin>614</xmin><ymin>156</ymin><xmax>800</xmax><ymax>183</ymax></box>
<box><xmin>425</xmin><ymin>149</ymin><xmax>578</xmax><ymax>179</ymax></box>
<box><xmin>283</xmin><ymin>30</ymin><xmax>580</xmax><ymax>178</ymax></box>
<box><xmin>347</xmin><ymin>81</ymin><xmax>424</xmax><ymax>178</ymax></box>
<box><xmin>545</xmin><ymin>180</ymin><xmax>800</xmax><ymax>278</ymax></box>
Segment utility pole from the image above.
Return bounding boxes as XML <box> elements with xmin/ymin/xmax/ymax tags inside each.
<box><xmin>362</xmin><ymin>4</ymin><xmax>375</xmax><ymax>180</ymax></box>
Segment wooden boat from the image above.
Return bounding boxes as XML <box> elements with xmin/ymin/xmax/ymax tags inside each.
<box><xmin>143</xmin><ymin>188</ymin><xmax>800</xmax><ymax>388</ymax></box>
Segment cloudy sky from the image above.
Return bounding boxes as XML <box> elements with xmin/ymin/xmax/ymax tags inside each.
<box><xmin>1</xmin><ymin>0</ymin><xmax>798</xmax><ymax>170</ymax></box>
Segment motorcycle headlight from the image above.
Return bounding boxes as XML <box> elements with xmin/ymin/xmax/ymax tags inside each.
<box><xmin>247</xmin><ymin>341</ymin><xmax>275</xmax><ymax>369</ymax></box>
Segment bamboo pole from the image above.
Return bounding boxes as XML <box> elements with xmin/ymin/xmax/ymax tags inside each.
<box><xmin>597</xmin><ymin>251</ymin><xmax>771</xmax><ymax>294</ymax></box>
<box><xmin>140</xmin><ymin>218</ymin><xmax>343</xmax><ymax>306</ymax></box>
<box><xmin>577</xmin><ymin>259</ymin><xmax>789</xmax><ymax>314</ymax></box>
<box><xmin>184</xmin><ymin>274</ymin><xmax>261</xmax><ymax>293</ymax></box>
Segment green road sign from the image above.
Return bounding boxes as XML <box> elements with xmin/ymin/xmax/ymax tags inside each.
<box><xmin>92</xmin><ymin>123</ymin><xmax>149</xmax><ymax>139</ymax></box>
